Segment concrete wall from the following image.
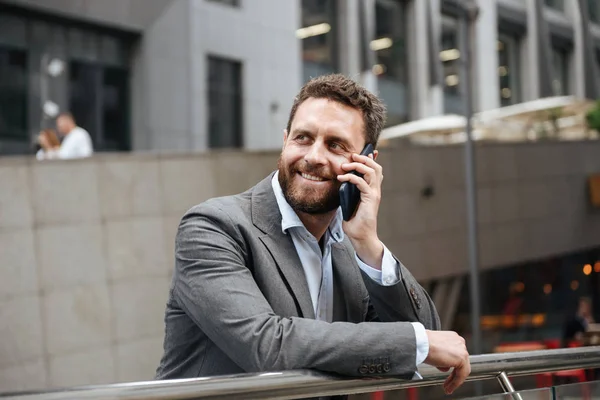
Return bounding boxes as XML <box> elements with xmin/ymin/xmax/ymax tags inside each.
<box><xmin>378</xmin><ymin>140</ymin><xmax>600</xmax><ymax>281</ymax></box>
<box><xmin>1</xmin><ymin>141</ymin><xmax>600</xmax><ymax>392</ymax></box>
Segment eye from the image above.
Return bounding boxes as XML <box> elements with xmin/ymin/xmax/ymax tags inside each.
<box><xmin>330</xmin><ymin>142</ymin><xmax>345</xmax><ymax>151</ymax></box>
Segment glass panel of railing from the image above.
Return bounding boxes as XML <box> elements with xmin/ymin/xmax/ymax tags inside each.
<box><xmin>462</xmin><ymin>387</ymin><xmax>554</xmax><ymax>400</ymax></box>
<box><xmin>554</xmin><ymin>379</ymin><xmax>600</xmax><ymax>398</ymax></box>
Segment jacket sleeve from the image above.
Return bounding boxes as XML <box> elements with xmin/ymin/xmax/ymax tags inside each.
<box><xmin>172</xmin><ymin>202</ymin><xmax>421</xmax><ymax>377</ymax></box>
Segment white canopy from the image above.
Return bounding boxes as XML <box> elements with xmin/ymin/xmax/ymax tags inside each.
<box><xmin>379</xmin><ymin>96</ymin><xmax>596</xmax><ymax>145</ymax></box>
<box><xmin>475</xmin><ymin>96</ymin><xmax>592</xmax><ymax>124</ymax></box>
<box><xmin>380</xmin><ymin>114</ymin><xmax>467</xmax><ymax>141</ymax></box>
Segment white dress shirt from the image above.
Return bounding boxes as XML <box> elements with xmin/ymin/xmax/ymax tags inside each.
<box><xmin>58</xmin><ymin>127</ymin><xmax>93</xmax><ymax>159</ymax></box>
<box><xmin>271</xmin><ymin>172</ymin><xmax>429</xmax><ymax>369</ymax></box>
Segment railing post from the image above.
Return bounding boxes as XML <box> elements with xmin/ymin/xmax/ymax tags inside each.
<box><xmin>496</xmin><ymin>371</ymin><xmax>524</xmax><ymax>400</ymax></box>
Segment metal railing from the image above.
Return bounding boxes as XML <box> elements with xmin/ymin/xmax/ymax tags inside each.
<box><xmin>2</xmin><ymin>347</ymin><xmax>600</xmax><ymax>400</ymax></box>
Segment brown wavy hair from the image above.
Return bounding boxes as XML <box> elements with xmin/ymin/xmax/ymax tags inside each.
<box><xmin>285</xmin><ymin>74</ymin><xmax>387</xmax><ymax>148</ymax></box>
<box><xmin>40</xmin><ymin>129</ymin><xmax>61</xmax><ymax>148</ymax></box>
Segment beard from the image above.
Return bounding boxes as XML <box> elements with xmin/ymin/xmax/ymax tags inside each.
<box><xmin>278</xmin><ymin>156</ymin><xmax>340</xmax><ymax>215</ymax></box>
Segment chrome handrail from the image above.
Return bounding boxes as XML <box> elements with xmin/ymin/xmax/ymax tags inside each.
<box><xmin>2</xmin><ymin>347</ymin><xmax>600</xmax><ymax>400</ymax></box>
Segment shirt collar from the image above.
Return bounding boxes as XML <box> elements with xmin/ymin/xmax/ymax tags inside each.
<box><xmin>271</xmin><ymin>171</ymin><xmax>344</xmax><ymax>242</ymax></box>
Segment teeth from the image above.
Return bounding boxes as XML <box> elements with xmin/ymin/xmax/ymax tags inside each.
<box><xmin>301</xmin><ymin>173</ymin><xmax>324</xmax><ymax>181</ymax></box>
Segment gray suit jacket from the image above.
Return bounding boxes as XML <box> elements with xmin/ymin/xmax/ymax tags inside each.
<box><xmin>156</xmin><ymin>173</ymin><xmax>440</xmax><ymax>380</ymax></box>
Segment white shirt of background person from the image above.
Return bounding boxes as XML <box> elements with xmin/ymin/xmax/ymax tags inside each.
<box><xmin>55</xmin><ymin>113</ymin><xmax>94</xmax><ymax>159</ymax></box>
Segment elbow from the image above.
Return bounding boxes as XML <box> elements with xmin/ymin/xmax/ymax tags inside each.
<box><xmin>245</xmin><ymin>316</ymin><xmax>301</xmax><ymax>372</ymax></box>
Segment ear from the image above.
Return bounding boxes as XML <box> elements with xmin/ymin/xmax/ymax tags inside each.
<box><xmin>282</xmin><ymin>129</ymin><xmax>289</xmax><ymax>149</ymax></box>
<box><xmin>373</xmin><ymin>149</ymin><xmax>379</xmax><ymax>161</ymax></box>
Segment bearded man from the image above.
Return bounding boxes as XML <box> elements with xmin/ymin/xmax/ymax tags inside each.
<box><xmin>156</xmin><ymin>74</ymin><xmax>470</xmax><ymax>396</ymax></box>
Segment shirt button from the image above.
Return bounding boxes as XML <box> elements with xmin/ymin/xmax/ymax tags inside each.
<box><xmin>385</xmin><ymin>276</ymin><xmax>394</xmax><ymax>285</ymax></box>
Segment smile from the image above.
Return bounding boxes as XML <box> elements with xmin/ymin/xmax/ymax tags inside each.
<box><xmin>300</xmin><ymin>172</ymin><xmax>327</xmax><ymax>182</ymax></box>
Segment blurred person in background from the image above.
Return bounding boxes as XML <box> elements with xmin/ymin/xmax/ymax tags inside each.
<box><xmin>562</xmin><ymin>297</ymin><xmax>595</xmax><ymax>346</ymax></box>
<box><xmin>156</xmin><ymin>74</ymin><xmax>471</xmax><ymax>396</ymax></box>
<box><xmin>35</xmin><ymin>128</ymin><xmax>61</xmax><ymax>160</ymax></box>
<box><xmin>55</xmin><ymin>112</ymin><xmax>93</xmax><ymax>159</ymax></box>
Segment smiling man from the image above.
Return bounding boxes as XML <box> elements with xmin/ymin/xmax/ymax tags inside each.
<box><xmin>156</xmin><ymin>74</ymin><xmax>471</xmax><ymax>395</ymax></box>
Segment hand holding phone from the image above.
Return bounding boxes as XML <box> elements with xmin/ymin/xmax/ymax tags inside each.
<box><xmin>339</xmin><ymin>143</ymin><xmax>374</xmax><ymax>221</ymax></box>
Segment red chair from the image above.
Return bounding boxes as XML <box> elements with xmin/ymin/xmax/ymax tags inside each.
<box><xmin>536</xmin><ymin>340</ymin><xmax>587</xmax><ymax>389</ymax></box>
<box><xmin>370</xmin><ymin>387</ymin><xmax>417</xmax><ymax>400</ymax></box>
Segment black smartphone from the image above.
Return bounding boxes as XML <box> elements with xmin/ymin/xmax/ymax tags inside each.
<box><xmin>339</xmin><ymin>143</ymin><xmax>374</xmax><ymax>221</ymax></box>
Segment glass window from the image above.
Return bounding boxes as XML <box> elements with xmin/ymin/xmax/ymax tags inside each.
<box><xmin>545</xmin><ymin>0</ymin><xmax>564</xmax><ymax>11</ymax></box>
<box><xmin>207</xmin><ymin>56</ymin><xmax>243</xmax><ymax>149</ymax></box>
<box><xmin>100</xmin><ymin>35</ymin><xmax>128</xmax><ymax>68</ymax></box>
<box><xmin>498</xmin><ymin>34</ymin><xmax>521</xmax><ymax>107</ymax></box>
<box><xmin>69</xmin><ymin>28</ymin><xmax>100</xmax><ymax>62</ymax></box>
<box><xmin>374</xmin><ymin>0</ymin><xmax>408</xmax><ymax>126</ymax></box>
<box><xmin>69</xmin><ymin>62</ymin><xmax>100</xmax><ymax>148</ymax></box>
<box><xmin>206</xmin><ymin>0</ymin><xmax>240</xmax><ymax>6</ymax></box>
<box><xmin>551</xmin><ymin>47</ymin><xmax>569</xmax><ymax>95</ymax></box>
<box><xmin>0</xmin><ymin>47</ymin><xmax>28</xmax><ymax>140</ymax></box>
<box><xmin>0</xmin><ymin>14</ymin><xmax>27</xmax><ymax>49</ymax></box>
<box><xmin>69</xmin><ymin>62</ymin><xmax>130</xmax><ymax>151</ymax></box>
<box><xmin>300</xmin><ymin>0</ymin><xmax>338</xmax><ymax>83</ymax></box>
<box><xmin>0</xmin><ymin>10</ymin><xmax>133</xmax><ymax>155</ymax></box>
<box><xmin>102</xmin><ymin>67</ymin><xmax>129</xmax><ymax>151</ymax></box>
<box><xmin>441</xmin><ymin>14</ymin><xmax>463</xmax><ymax>114</ymax></box>
<box><xmin>589</xmin><ymin>0</ymin><xmax>600</xmax><ymax>24</ymax></box>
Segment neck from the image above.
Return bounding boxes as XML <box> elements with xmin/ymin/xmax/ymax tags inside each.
<box><xmin>296</xmin><ymin>210</ymin><xmax>337</xmax><ymax>242</ymax></box>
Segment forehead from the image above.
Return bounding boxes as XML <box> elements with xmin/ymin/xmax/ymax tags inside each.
<box><xmin>292</xmin><ymin>98</ymin><xmax>365</xmax><ymax>146</ymax></box>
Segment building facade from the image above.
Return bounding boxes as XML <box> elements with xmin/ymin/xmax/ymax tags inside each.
<box><xmin>0</xmin><ymin>0</ymin><xmax>598</xmax><ymax>155</ymax></box>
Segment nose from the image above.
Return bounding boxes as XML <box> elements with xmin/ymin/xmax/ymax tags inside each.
<box><xmin>304</xmin><ymin>141</ymin><xmax>328</xmax><ymax>166</ymax></box>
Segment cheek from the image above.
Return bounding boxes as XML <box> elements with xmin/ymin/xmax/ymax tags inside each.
<box><xmin>282</xmin><ymin>149</ymin><xmax>305</xmax><ymax>167</ymax></box>
<box><xmin>330</xmin><ymin>154</ymin><xmax>350</xmax><ymax>175</ymax></box>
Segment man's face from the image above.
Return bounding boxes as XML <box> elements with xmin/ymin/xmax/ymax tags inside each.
<box><xmin>580</xmin><ymin>300</ymin><xmax>592</xmax><ymax>317</ymax></box>
<box><xmin>278</xmin><ymin>97</ymin><xmax>366</xmax><ymax>215</ymax></box>
<box><xmin>56</xmin><ymin>116</ymin><xmax>70</xmax><ymax>135</ymax></box>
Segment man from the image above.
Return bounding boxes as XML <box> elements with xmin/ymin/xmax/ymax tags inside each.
<box><xmin>55</xmin><ymin>112</ymin><xmax>93</xmax><ymax>159</ymax></box>
<box><xmin>563</xmin><ymin>297</ymin><xmax>595</xmax><ymax>346</ymax></box>
<box><xmin>156</xmin><ymin>74</ymin><xmax>470</xmax><ymax>395</ymax></box>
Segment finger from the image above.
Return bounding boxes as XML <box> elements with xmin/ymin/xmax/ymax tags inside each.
<box><xmin>447</xmin><ymin>364</ymin><xmax>469</xmax><ymax>394</ymax></box>
<box><xmin>337</xmin><ymin>173</ymin><xmax>370</xmax><ymax>194</ymax></box>
<box><xmin>340</xmin><ymin>162</ymin><xmax>377</xmax><ymax>184</ymax></box>
<box><xmin>351</xmin><ymin>153</ymin><xmax>383</xmax><ymax>175</ymax></box>
<box><xmin>437</xmin><ymin>367</ymin><xmax>450</xmax><ymax>373</ymax></box>
<box><xmin>443</xmin><ymin>369</ymin><xmax>457</xmax><ymax>394</ymax></box>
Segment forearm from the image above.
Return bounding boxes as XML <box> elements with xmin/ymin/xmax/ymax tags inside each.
<box><xmin>175</xmin><ymin>277</ymin><xmax>419</xmax><ymax>376</ymax></box>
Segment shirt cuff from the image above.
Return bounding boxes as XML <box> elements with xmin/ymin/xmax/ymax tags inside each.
<box><xmin>411</xmin><ymin>322</ymin><xmax>430</xmax><ymax>366</ymax></box>
<box><xmin>354</xmin><ymin>243</ymin><xmax>400</xmax><ymax>286</ymax></box>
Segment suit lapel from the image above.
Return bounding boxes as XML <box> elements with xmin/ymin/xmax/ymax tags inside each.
<box><xmin>252</xmin><ymin>174</ymin><xmax>315</xmax><ymax>320</ymax></box>
<box><xmin>331</xmin><ymin>242</ymin><xmax>366</xmax><ymax>323</ymax></box>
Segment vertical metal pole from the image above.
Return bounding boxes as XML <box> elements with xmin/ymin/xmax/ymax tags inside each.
<box><xmin>40</xmin><ymin>53</ymin><xmax>49</xmax><ymax>130</ymax></box>
<box><xmin>458</xmin><ymin>1</ymin><xmax>483</xmax><ymax>395</ymax></box>
<box><xmin>497</xmin><ymin>372</ymin><xmax>524</xmax><ymax>400</ymax></box>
